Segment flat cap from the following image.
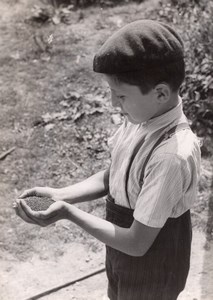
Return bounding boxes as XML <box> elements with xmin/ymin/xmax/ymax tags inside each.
<box><xmin>93</xmin><ymin>19</ymin><xmax>184</xmax><ymax>74</ymax></box>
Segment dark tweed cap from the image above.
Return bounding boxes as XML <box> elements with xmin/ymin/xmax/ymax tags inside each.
<box><xmin>93</xmin><ymin>19</ymin><xmax>184</xmax><ymax>74</ymax></box>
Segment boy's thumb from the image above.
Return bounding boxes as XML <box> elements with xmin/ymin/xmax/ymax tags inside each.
<box><xmin>19</xmin><ymin>188</ymin><xmax>35</xmax><ymax>199</ymax></box>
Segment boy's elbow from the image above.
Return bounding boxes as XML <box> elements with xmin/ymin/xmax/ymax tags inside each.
<box><xmin>127</xmin><ymin>240</ymin><xmax>150</xmax><ymax>257</ymax></box>
<box><xmin>129</xmin><ymin>246</ymin><xmax>149</xmax><ymax>257</ymax></box>
<box><xmin>127</xmin><ymin>219</ymin><xmax>161</xmax><ymax>257</ymax></box>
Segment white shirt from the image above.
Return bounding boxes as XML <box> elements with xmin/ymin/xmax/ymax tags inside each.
<box><xmin>108</xmin><ymin>100</ymin><xmax>201</xmax><ymax>228</ymax></box>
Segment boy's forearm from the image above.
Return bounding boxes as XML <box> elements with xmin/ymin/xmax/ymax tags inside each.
<box><xmin>58</xmin><ymin>169</ymin><xmax>109</xmax><ymax>204</ymax></box>
<box><xmin>63</xmin><ymin>204</ymin><xmax>139</xmax><ymax>256</ymax></box>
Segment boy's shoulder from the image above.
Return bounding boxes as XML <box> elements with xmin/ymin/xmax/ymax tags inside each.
<box><xmin>154</xmin><ymin>128</ymin><xmax>201</xmax><ymax>163</ymax></box>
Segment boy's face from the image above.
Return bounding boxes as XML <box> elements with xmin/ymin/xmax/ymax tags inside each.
<box><xmin>105</xmin><ymin>75</ymin><xmax>159</xmax><ymax>124</ymax></box>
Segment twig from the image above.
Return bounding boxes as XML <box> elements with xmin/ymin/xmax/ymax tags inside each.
<box><xmin>0</xmin><ymin>147</ymin><xmax>16</xmax><ymax>161</ymax></box>
<box><xmin>51</xmin><ymin>0</ymin><xmax>57</xmax><ymax>9</ymax></box>
<box><xmin>25</xmin><ymin>267</ymin><xmax>106</xmax><ymax>300</ymax></box>
<box><xmin>33</xmin><ymin>34</ymin><xmax>48</xmax><ymax>53</ymax></box>
<box><xmin>69</xmin><ymin>158</ymin><xmax>81</xmax><ymax>170</ymax></box>
<box><xmin>191</xmin><ymin>211</ymin><xmax>207</xmax><ymax>220</ymax></box>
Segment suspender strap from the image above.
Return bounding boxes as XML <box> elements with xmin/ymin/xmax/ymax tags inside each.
<box><xmin>125</xmin><ymin>122</ymin><xmax>190</xmax><ymax>209</ymax></box>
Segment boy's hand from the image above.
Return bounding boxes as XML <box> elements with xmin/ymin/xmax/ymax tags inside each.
<box><xmin>14</xmin><ymin>199</ymin><xmax>68</xmax><ymax>227</ymax></box>
<box><xmin>19</xmin><ymin>186</ymin><xmax>62</xmax><ymax>202</ymax></box>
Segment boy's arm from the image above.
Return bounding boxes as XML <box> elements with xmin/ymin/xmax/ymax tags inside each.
<box><xmin>64</xmin><ymin>205</ymin><xmax>161</xmax><ymax>257</ymax></box>
<box><xmin>58</xmin><ymin>169</ymin><xmax>110</xmax><ymax>203</ymax></box>
<box><xmin>15</xmin><ymin>199</ymin><xmax>161</xmax><ymax>257</ymax></box>
<box><xmin>19</xmin><ymin>169</ymin><xmax>110</xmax><ymax>204</ymax></box>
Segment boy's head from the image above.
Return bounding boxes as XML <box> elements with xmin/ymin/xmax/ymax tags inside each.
<box><xmin>93</xmin><ymin>20</ymin><xmax>185</xmax><ymax>124</ymax></box>
<box><xmin>93</xmin><ymin>19</ymin><xmax>185</xmax><ymax>94</ymax></box>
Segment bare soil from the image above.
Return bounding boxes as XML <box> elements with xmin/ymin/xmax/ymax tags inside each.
<box><xmin>0</xmin><ymin>1</ymin><xmax>213</xmax><ymax>299</ymax></box>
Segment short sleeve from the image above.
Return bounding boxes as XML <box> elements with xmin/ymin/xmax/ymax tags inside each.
<box><xmin>133</xmin><ymin>153</ymin><xmax>189</xmax><ymax>228</ymax></box>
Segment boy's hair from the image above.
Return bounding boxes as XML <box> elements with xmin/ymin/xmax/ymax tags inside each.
<box><xmin>93</xmin><ymin>19</ymin><xmax>185</xmax><ymax>94</ymax></box>
<box><xmin>110</xmin><ymin>59</ymin><xmax>185</xmax><ymax>94</ymax></box>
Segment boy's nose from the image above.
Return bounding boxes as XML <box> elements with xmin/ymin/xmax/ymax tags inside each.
<box><xmin>111</xmin><ymin>91</ymin><xmax>121</xmax><ymax>108</ymax></box>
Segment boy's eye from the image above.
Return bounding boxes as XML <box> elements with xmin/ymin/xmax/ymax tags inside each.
<box><xmin>117</xmin><ymin>95</ymin><xmax>125</xmax><ymax>101</ymax></box>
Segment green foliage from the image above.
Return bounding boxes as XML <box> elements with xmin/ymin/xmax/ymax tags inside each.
<box><xmin>61</xmin><ymin>0</ymin><xmax>143</xmax><ymax>8</ymax></box>
<box><xmin>156</xmin><ymin>0</ymin><xmax>213</xmax><ymax>142</ymax></box>
<box><xmin>179</xmin><ymin>2</ymin><xmax>213</xmax><ymax>137</ymax></box>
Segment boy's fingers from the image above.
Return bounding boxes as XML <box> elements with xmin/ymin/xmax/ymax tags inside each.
<box><xmin>14</xmin><ymin>200</ymin><xmax>38</xmax><ymax>225</ymax></box>
<box><xmin>19</xmin><ymin>187</ymin><xmax>52</xmax><ymax>199</ymax></box>
<box><xmin>19</xmin><ymin>199</ymin><xmax>39</xmax><ymax>218</ymax></box>
<box><xmin>14</xmin><ymin>199</ymin><xmax>57</xmax><ymax>227</ymax></box>
<box><xmin>19</xmin><ymin>188</ymin><xmax>37</xmax><ymax>199</ymax></box>
<box><xmin>12</xmin><ymin>201</ymin><xmax>18</xmax><ymax>209</ymax></box>
<box><xmin>20</xmin><ymin>200</ymin><xmax>59</xmax><ymax>226</ymax></box>
<box><xmin>20</xmin><ymin>199</ymin><xmax>57</xmax><ymax>220</ymax></box>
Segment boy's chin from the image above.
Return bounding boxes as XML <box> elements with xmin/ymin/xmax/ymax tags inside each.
<box><xmin>125</xmin><ymin>115</ymin><xmax>141</xmax><ymax>125</ymax></box>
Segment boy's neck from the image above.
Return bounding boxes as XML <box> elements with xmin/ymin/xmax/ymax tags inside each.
<box><xmin>152</xmin><ymin>93</ymin><xmax>180</xmax><ymax>120</ymax></box>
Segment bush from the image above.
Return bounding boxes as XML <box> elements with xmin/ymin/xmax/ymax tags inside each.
<box><xmin>179</xmin><ymin>1</ymin><xmax>213</xmax><ymax>137</ymax></box>
<box><xmin>157</xmin><ymin>0</ymin><xmax>213</xmax><ymax>139</ymax></box>
<box><xmin>52</xmin><ymin>0</ymin><xmax>145</xmax><ymax>8</ymax></box>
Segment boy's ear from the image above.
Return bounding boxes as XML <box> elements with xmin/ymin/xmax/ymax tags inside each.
<box><xmin>154</xmin><ymin>83</ymin><xmax>171</xmax><ymax>104</ymax></box>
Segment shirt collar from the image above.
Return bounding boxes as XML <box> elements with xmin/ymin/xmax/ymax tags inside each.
<box><xmin>139</xmin><ymin>98</ymin><xmax>185</xmax><ymax>132</ymax></box>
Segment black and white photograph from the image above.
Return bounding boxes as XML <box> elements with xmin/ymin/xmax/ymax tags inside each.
<box><xmin>0</xmin><ymin>0</ymin><xmax>213</xmax><ymax>299</ymax></box>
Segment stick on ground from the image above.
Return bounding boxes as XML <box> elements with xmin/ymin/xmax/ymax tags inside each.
<box><xmin>25</xmin><ymin>267</ymin><xmax>106</xmax><ymax>300</ymax></box>
<box><xmin>0</xmin><ymin>147</ymin><xmax>16</xmax><ymax>161</ymax></box>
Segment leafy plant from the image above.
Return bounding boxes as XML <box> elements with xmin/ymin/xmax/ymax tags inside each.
<box><xmin>155</xmin><ymin>0</ymin><xmax>213</xmax><ymax>143</ymax></box>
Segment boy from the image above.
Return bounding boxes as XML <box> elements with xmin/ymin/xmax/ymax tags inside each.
<box><xmin>14</xmin><ymin>20</ymin><xmax>201</xmax><ymax>299</ymax></box>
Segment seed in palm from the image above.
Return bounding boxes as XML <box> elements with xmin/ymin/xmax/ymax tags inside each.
<box><xmin>24</xmin><ymin>196</ymin><xmax>55</xmax><ymax>211</ymax></box>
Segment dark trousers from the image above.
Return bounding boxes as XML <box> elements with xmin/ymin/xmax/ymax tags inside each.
<box><xmin>105</xmin><ymin>195</ymin><xmax>192</xmax><ymax>300</ymax></box>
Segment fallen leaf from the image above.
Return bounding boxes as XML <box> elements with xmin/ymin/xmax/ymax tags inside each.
<box><xmin>52</xmin><ymin>14</ymin><xmax>60</xmax><ymax>25</ymax></box>
<box><xmin>45</xmin><ymin>124</ymin><xmax>55</xmax><ymax>131</ymax></box>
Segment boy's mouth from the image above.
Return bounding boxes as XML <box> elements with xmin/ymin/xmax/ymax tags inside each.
<box><xmin>121</xmin><ymin>111</ymin><xmax>128</xmax><ymax>116</ymax></box>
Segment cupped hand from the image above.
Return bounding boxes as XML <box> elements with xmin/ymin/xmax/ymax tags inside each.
<box><xmin>19</xmin><ymin>186</ymin><xmax>62</xmax><ymax>202</ymax></box>
<box><xmin>14</xmin><ymin>199</ymin><xmax>68</xmax><ymax>227</ymax></box>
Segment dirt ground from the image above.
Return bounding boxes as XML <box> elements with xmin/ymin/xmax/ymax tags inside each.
<box><xmin>0</xmin><ymin>0</ymin><xmax>213</xmax><ymax>299</ymax></box>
